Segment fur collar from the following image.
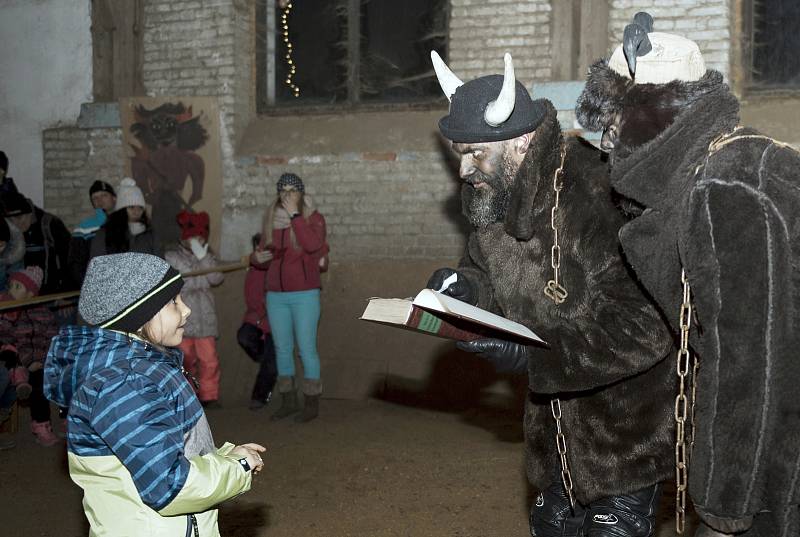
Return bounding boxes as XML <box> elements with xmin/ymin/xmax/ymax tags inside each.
<box><xmin>504</xmin><ymin>101</ymin><xmax>562</xmax><ymax>240</ymax></box>
<box><xmin>610</xmin><ymin>81</ymin><xmax>739</xmax><ymax>208</ymax></box>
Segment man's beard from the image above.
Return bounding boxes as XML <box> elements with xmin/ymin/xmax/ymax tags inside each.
<box><xmin>465</xmin><ymin>153</ymin><xmax>514</xmax><ymax>229</ymax></box>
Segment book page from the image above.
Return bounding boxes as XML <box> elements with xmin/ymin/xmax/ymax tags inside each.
<box><xmin>412</xmin><ymin>289</ymin><xmax>544</xmax><ymax>343</ymax></box>
<box><xmin>360</xmin><ymin>298</ymin><xmax>414</xmax><ymax>325</ymax></box>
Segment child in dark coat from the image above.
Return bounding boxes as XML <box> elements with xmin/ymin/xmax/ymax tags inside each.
<box><xmin>237</xmin><ymin>233</ymin><xmax>277</xmax><ymax>410</ymax></box>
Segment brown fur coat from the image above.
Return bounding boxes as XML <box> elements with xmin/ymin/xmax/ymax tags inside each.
<box><xmin>456</xmin><ymin>102</ymin><xmax>675</xmax><ymax>504</ymax></box>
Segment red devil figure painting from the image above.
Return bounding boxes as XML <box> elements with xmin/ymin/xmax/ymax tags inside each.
<box><xmin>129</xmin><ymin>102</ymin><xmax>208</xmax><ymax>249</ymax></box>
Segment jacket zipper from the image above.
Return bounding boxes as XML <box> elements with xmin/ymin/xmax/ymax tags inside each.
<box><xmin>185</xmin><ymin>514</ymin><xmax>198</xmax><ymax>537</ymax></box>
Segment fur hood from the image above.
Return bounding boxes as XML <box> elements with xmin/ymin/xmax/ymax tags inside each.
<box><xmin>576</xmin><ymin>59</ymin><xmax>729</xmax><ymax>134</ymax></box>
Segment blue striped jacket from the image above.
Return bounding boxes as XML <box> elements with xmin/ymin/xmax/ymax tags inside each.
<box><xmin>44</xmin><ymin>325</ymin><xmax>204</xmax><ymax>510</ymax></box>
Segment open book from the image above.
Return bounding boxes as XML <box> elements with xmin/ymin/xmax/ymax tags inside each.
<box><xmin>360</xmin><ymin>289</ymin><xmax>544</xmax><ymax>344</ymax></box>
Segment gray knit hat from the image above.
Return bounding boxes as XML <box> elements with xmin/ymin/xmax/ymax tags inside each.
<box><xmin>79</xmin><ymin>253</ymin><xmax>184</xmax><ymax>332</ymax></box>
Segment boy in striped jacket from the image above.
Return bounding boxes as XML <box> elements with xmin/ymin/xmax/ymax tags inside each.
<box><xmin>45</xmin><ymin>253</ymin><xmax>265</xmax><ymax>536</ymax></box>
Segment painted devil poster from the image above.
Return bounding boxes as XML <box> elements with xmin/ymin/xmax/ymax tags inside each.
<box><xmin>119</xmin><ymin>96</ymin><xmax>223</xmax><ymax>252</ymax></box>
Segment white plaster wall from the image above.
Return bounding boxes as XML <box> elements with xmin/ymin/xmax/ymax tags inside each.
<box><xmin>0</xmin><ymin>0</ymin><xmax>93</xmax><ymax>206</ymax></box>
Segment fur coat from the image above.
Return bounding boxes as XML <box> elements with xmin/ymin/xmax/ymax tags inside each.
<box><xmin>457</xmin><ymin>102</ymin><xmax>674</xmax><ymax>504</ymax></box>
<box><xmin>594</xmin><ymin>72</ymin><xmax>800</xmax><ymax>534</ymax></box>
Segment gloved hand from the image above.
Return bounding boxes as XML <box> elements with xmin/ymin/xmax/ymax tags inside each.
<box><xmin>456</xmin><ymin>337</ymin><xmax>530</xmax><ymax>374</ymax></box>
<box><xmin>426</xmin><ymin>268</ymin><xmax>477</xmax><ymax>306</ymax></box>
<box><xmin>189</xmin><ymin>237</ymin><xmax>209</xmax><ymax>260</ymax></box>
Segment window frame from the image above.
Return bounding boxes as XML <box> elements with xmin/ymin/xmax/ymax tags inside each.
<box><xmin>256</xmin><ymin>0</ymin><xmax>450</xmax><ymax>114</ymax></box>
<box><xmin>733</xmin><ymin>0</ymin><xmax>800</xmax><ymax>97</ymax></box>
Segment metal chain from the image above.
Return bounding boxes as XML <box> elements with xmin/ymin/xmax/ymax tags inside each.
<box><xmin>551</xmin><ymin>398</ymin><xmax>576</xmax><ymax>509</ymax></box>
<box><xmin>675</xmin><ymin>269</ymin><xmax>698</xmax><ymax>534</ymax></box>
<box><xmin>544</xmin><ymin>145</ymin><xmax>568</xmax><ymax>305</ymax></box>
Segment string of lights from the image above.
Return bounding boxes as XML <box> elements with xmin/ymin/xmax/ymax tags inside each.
<box><xmin>281</xmin><ymin>2</ymin><xmax>300</xmax><ymax>98</ymax></box>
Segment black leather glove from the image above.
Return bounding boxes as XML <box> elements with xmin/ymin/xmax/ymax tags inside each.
<box><xmin>426</xmin><ymin>268</ymin><xmax>478</xmax><ymax>306</ymax></box>
<box><xmin>456</xmin><ymin>338</ymin><xmax>529</xmax><ymax>374</ymax></box>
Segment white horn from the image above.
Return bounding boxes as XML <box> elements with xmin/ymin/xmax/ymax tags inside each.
<box><xmin>484</xmin><ymin>53</ymin><xmax>516</xmax><ymax>127</ymax></box>
<box><xmin>431</xmin><ymin>50</ymin><xmax>463</xmax><ymax>102</ymax></box>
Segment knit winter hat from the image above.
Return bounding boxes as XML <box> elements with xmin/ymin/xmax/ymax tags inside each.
<box><xmin>89</xmin><ymin>180</ymin><xmax>116</xmax><ymax>199</ymax></box>
<box><xmin>177</xmin><ymin>210</ymin><xmax>210</xmax><ymax>240</ymax></box>
<box><xmin>0</xmin><ymin>191</ymin><xmax>32</xmax><ymax>217</ymax></box>
<box><xmin>115</xmin><ymin>178</ymin><xmax>146</xmax><ymax>209</ymax></box>
<box><xmin>9</xmin><ymin>266</ymin><xmax>43</xmax><ymax>296</ymax></box>
<box><xmin>79</xmin><ymin>253</ymin><xmax>184</xmax><ymax>333</ymax></box>
<box><xmin>276</xmin><ymin>173</ymin><xmax>304</xmax><ymax>194</ymax></box>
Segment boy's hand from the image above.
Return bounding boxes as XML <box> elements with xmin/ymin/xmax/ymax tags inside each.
<box><xmin>28</xmin><ymin>362</ymin><xmax>43</xmax><ymax>372</ymax></box>
<box><xmin>230</xmin><ymin>443</ymin><xmax>266</xmax><ymax>474</ymax></box>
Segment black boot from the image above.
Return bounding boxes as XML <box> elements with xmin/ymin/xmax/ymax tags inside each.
<box><xmin>270</xmin><ymin>391</ymin><xmax>298</xmax><ymax>421</ymax></box>
<box><xmin>294</xmin><ymin>394</ymin><xmax>319</xmax><ymax>423</ymax></box>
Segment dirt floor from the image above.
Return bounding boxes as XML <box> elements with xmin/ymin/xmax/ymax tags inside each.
<box><xmin>0</xmin><ymin>393</ymin><xmax>696</xmax><ymax>536</ymax></box>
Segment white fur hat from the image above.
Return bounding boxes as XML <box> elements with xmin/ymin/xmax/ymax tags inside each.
<box><xmin>115</xmin><ymin>177</ymin><xmax>145</xmax><ymax>209</ymax></box>
<box><xmin>609</xmin><ymin>32</ymin><xmax>706</xmax><ymax>84</ymax></box>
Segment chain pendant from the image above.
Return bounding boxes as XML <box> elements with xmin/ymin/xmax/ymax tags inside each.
<box><xmin>544</xmin><ymin>280</ymin><xmax>568</xmax><ymax>304</ymax></box>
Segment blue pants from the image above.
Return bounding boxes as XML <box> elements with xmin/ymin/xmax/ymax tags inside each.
<box><xmin>267</xmin><ymin>289</ymin><xmax>321</xmax><ymax>380</ymax></box>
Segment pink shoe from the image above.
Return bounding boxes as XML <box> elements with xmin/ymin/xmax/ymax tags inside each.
<box><xmin>31</xmin><ymin>421</ymin><xmax>60</xmax><ymax>447</ymax></box>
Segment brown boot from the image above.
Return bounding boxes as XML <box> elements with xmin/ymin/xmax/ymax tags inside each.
<box><xmin>294</xmin><ymin>379</ymin><xmax>322</xmax><ymax>423</ymax></box>
<box><xmin>294</xmin><ymin>394</ymin><xmax>319</xmax><ymax>423</ymax></box>
<box><xmin>271</xmin><ymin>376</ymin><xmax>298</xmax><ymax>421</ymax></box>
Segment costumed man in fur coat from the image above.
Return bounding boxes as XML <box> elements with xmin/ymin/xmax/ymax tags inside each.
<box><xmin>426</xmin><ymin>51</ymin><xmax>675</xmax><ymax>537</ymax></box>
<box><xmin>576</xmin><ymin>13</ymin><xmax>800</xmax><ymax>537</ymax></box>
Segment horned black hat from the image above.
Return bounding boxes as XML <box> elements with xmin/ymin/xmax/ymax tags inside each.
<box><xmin>432</xmin><ymin>52</ymin><xmax>547</xmax><ymax>143</ymax></box>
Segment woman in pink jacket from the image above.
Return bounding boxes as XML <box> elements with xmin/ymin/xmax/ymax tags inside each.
<box><xmin>253</xmin><ymin>173</ymin><xmax>327</xmax><ymax>423</ymax></box>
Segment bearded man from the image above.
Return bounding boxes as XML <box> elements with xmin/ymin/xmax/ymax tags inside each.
<box><xmin>576</xmin><ymin>13</ymin><xmax>800</xmax><ymax>537</ymax></box>
<box><xmin>426</xmin><ymin>52</ymin><xmax>674</xmax><ymax>537</ymax></box>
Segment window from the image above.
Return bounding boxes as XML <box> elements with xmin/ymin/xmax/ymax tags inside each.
<box><xmin>91</xmin><ymin>0</ymin><xmax>144</xmax><ymax>101</ymax></box>
<box><xmin>742</xmin><ymin>0</ymin><xmax>800</xmax><ymax>90</ymax></box>
<box><xmin>256</xmin><ymin>0</ymin><xmax>449</xmax><ymax>112</ymax></box>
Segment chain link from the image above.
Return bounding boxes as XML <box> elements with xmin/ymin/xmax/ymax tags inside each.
<box><xmin>551</xmin><ymin>398</ymin><xmax>576</xmax><ymax>509</ymax></box>
<box><xmin>544</xmin><ymin>145</ymin><xmax>568</xmax><ymax>305</ymax></box>
<box><xmin>675</xmin><ymin>269</ymin><xmax>699</xmax><ymax>534</ymax></box>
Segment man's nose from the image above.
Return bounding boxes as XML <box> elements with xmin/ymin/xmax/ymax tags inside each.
<box><xmin>459</xmin><ymin>159</ymin><xmax>475</xmax><ymax>179</ymax></box>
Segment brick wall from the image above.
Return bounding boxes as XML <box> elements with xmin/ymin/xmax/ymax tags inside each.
<box><xmin>142</xmin><ymin>0</ymin><xmax>255</xmax><ymax>161</ymax></box>
<box><xmin>609</xmin><ymin>0</ymin><xmax>731</xmax><ymax>78</ymax></box>
<box><xmin>42</xmin><ymin>127</ymin><xmax>125</xmax><ymax>229</ymax></box>
<box><xmin>231</xmin><ymin>151</ymin><xmax>464</xmax><ymax>260</ymax></box>
<box><xmin>449</xmin><ymin>0</ymin><xmax>552</xmax><ymax>86</ymax></box>
<box><xmin>42</xmin><ymin>0</ymin><xmax>734</xmax><ymax>256</ymax></box>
